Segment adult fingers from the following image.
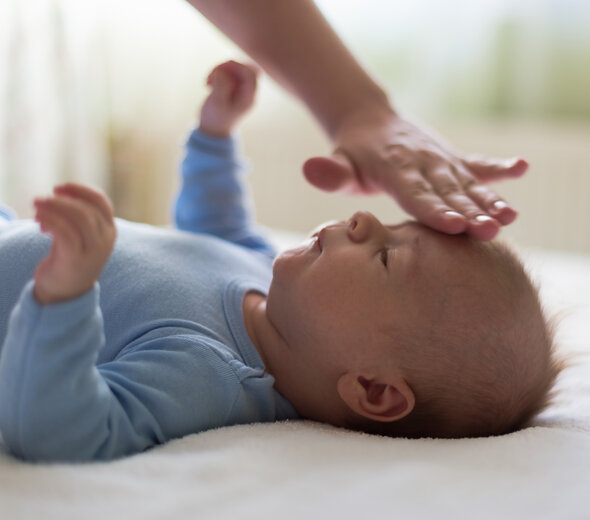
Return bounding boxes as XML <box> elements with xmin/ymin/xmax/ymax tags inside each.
<box><xmin>451</xmin><ymin>167</ymin><xmax>518</xmax><ymax>226</ymax></box>
<box><xmin>387</xmin><ymin>166</ymin><xmax>469</xmax><ymax>235</ymax></box>
<box><xmin>426</xmin><ymin>165</ymin><xmax>504</xmax><ymax>240</ymax></box>
<box><xmin>461</xmin><ymin>156</ymin><xmax>528</xmax><ymax>183</ymax></box>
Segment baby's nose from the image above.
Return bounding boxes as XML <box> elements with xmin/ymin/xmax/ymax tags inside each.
<box><xmin>347</xmin><ymin>210</ymin><xmax>383</xmax><ymax>243</ymax></box>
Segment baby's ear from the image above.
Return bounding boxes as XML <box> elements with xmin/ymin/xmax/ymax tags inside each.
<box><xmin>337</xmin><ymin>373</ymin><xmax>415</xmax><ymax>423</ymax></box>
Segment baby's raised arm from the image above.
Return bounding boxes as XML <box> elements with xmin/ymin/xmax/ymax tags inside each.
<box><xmin>33</xmin><ymin>183</ymin><xmax>116</xmax><ymax>305</ymax></box>
<box><xmin>174</xmin><ymin>61</ymin><xmax>275</xmax><ymax>258</ymax></box>
<box><xmin>199</xmin><ymin>60</ymin><xmax>259</xmax><ymax>138</ymax></box>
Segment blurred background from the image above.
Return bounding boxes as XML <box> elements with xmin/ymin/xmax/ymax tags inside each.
<box><xmin>0</xmin><ymin>0</ymin><xmax>589</xmax><ymax>252</ymax></box>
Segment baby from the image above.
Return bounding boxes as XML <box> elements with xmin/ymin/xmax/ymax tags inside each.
<box><xmin>0</xmin><ymin>61</ymin><xmax>561</xmax><ymax>461</ymax></box>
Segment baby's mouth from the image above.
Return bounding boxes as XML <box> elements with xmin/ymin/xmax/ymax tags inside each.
<box><xmin>298</xmin><ymin>234</ymin><xmax>320</xmax><ymax>253</ymax></box>
<box><xmin>309</xmin><ymin>231</ymin><xmax>322</xmax><ymax>252</ymax></box>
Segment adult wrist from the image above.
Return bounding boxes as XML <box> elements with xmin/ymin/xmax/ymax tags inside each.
<box><xmin>325</xmin><ymin>87</ymin><xmax>396</xmax><ymax>142</ymax></box>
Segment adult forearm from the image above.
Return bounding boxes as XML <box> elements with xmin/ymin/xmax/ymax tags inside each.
<box><xmin>187</xmin><ymin>0</ymin><xmax>392</xmax><ymax>140</ymax></box>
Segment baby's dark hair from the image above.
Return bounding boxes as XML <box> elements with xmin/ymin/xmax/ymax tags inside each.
<box><xmin>367</xmin><ymin>240</ymin><xmax>564</xmax><ymax>439</ymax></box>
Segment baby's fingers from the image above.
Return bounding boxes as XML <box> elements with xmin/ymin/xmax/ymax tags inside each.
<box><xmin>206</xmin><ymin>67</ymin><xmax>235</xmax><ymax>106</ymax></box>
<box><xmin>34</xmin><ymin>199</ymin><xmax>82</xmax><ymax>253</ymax></box>
<box><xmin>207</xmin><ymin>60</ymin><xmax>258</xmax><ymax>108</ymax></box>
<box><xmin>34</xmin><ymin>196</ymin><xmax>98</xmax><ymax>252</ymax></box>
<box><xmin>53</xmin><ymin>182</ymin><xmax>114</xmax><ymax>224</ymax></box>
<box><xmin>227</xmin><ymin>61</ymin><xmax>259</xmax><ymax>106</ymax></box>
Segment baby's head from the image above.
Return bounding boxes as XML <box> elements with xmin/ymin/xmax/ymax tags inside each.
<box><xmin>266</xmin><ymin>211</ymin><xmax>562</xmax><ymax>438</ymax></box>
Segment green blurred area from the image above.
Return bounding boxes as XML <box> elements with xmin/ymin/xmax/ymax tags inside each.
<box><xmin>453</xmin><ymin>19</ymin><xmax>590</xmax><ymax>119</ymax></box>
<box><xmin>317</xmin><ymin>0</ymin><xmax>590</xmax><ymax>121</ymax></box>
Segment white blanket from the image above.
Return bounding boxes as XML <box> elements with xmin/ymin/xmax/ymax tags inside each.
<box><xmin>1</xmin><ymin>245</ymin><xmax>589</xmax><ymax>520</ymax></box>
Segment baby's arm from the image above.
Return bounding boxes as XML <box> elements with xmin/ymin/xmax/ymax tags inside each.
<box><xmin>0</xmin><ymin>186</ymin><xmax>233</xmax><ymax>461</ymax></box>
<box><xmin>1</xmin><ymin>314</ymin><xmax>243</xmax><ymax>461</ymax></box>
<box><xmin>0</xmin><ymin>184</ymin><xmax>121</xmax><ymax>460</ymax></box>
<box><xmin>0</xmin><ymin>282</ymin><xmax>244</xmax><ymax>460</ymax></box>
<box><xmin>33</xmin><ymin>183</ymin><xmax>116</xmax><ymax>304</ymax></box>
<box><xmin>174</xmin><ymin>61</ymin><xmax>276</xmax><ymax>258</ymax></box>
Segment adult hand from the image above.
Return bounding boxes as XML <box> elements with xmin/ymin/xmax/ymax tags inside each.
<box><xmin>33</xmin><ymin>183</ymin><xmax>117</xmax><ymax>305</ymax></box>
<box><xmin>303</xmin><ymin>109</ymin><xmax>528</xmax><ymax>241</ymax></box>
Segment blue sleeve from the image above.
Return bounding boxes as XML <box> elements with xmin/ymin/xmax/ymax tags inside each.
<box><xmin>0</xmin><ymin>282</ymin><xmax>242</xmax><ymax>462</ymax></box>
<box><xmin>174</xmin><ymin>129</ymin><xmax>276</xmax><ymax>259</ymax></box>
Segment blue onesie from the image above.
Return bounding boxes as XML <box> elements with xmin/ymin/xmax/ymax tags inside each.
<box><xmin>0</xmin><ymin>130</ymin><xmax>299</xmax><ymax>462</ymax></box>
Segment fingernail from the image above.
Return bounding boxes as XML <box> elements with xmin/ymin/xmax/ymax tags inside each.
<box><xmin>444</xmin><ymin>210</ymin><xmax>463</xmax><ymax>219</ymax></box>
<box><xmin>492</xmin><ymin>201</ymin><xmax>509</xmax><ymax>211</ymax></box>
<box><xmin>474</xmin><ymin>215</ymin><xmax>494</xmax><ymax>223</ymax></box>
<box><xmin>504</xmin><ymin>158</ymin><xmax>519</xmax><ymax>167</ymax></box>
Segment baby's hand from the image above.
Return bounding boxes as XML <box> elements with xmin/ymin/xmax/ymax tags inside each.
<box><xmin>199</xmin><ymin>60</ymin><xmax>259</xmax><ymax>138</ymax></box>
<box><xmin>33</xmin><ymin>183</ymin><xmax>117</xmax><ymax>305</ymax></box>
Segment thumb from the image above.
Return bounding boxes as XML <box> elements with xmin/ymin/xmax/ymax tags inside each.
<box><xmin>303</xmin><ymin>154</ymin><xmax>357</xmax><ymax>193</ymax></box>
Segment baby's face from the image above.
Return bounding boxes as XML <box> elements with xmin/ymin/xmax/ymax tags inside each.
<box><xmin>266</xmin><ymin>211</ymin><xmax>483</xmax><ymax>365</ymax></box>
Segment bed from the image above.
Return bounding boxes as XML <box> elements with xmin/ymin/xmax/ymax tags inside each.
<box><xmin>1</xmin><ymin>240</ymin><xmax>589</xmax><ymax>520</ymax></box>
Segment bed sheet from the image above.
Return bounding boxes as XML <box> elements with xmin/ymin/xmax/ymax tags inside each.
<box><xmin>1</xmin><ymin>242</ymin><xmax>589</xmax><ymax>520</ymax></box>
